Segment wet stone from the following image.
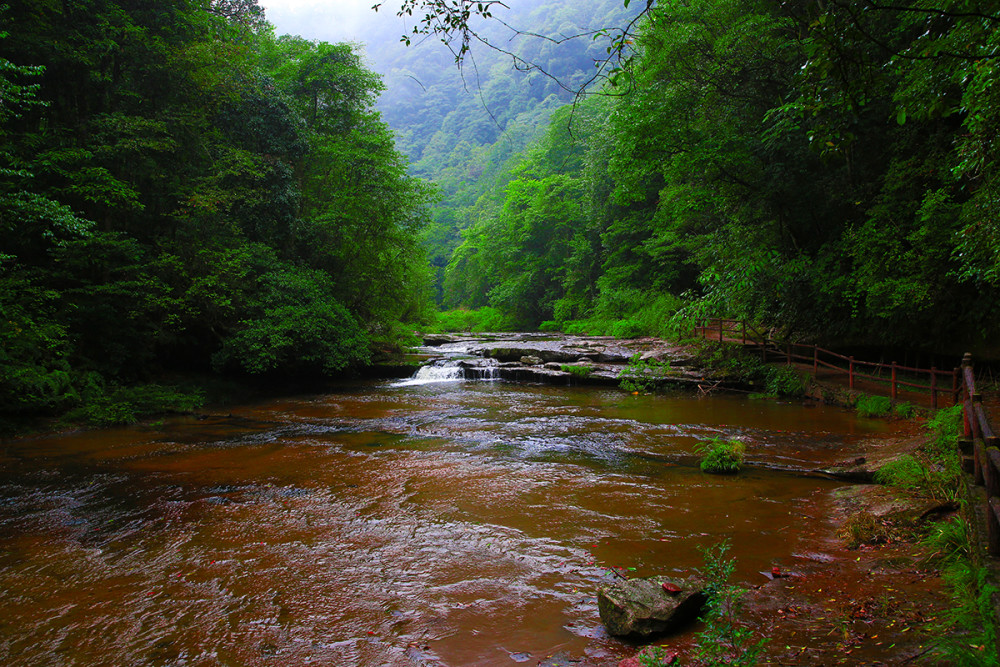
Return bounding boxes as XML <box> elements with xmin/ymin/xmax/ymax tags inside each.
<box><xmin>597</xmin><ymin>576</ymin><xmax>706</xmax><ymax>638</ymax></box>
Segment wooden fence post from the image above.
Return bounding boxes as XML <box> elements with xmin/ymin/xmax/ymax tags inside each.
<box><xmin>849</xmin><ymin>357</ymin><xmax>855</xmax><ymax>390</ymax></box>
<box><xmin>963</xmin><ymin>354</ymin><xmax>973</xmax><ymax>439</ymax></box>
<box><xmin>786</xmin><ymin>342</ymin><xmax>792</xmax><ymax>367</ymax></box>
<box><xmin>985</xmin><ymin>442</ymin><xmax>1000</xmax><ymax>556</ymax></box>
<box><xmin>718</xmin><ymin>319</ymin><xmax>723</xmax><ymax>342</ymax></box>
<box><xmin>741</xmin><ymin>321</ymin><xmax>746</xmax><ymax>345</ymax></box>
<box><xmin>986</xmin><ymin>438</ymin><xmax>1000</xmax><ymax>498</ymax></box>
<box><xmin>891</xmin><ymin>361</ymin><xmax>898</xmax><ymax>401</ymax></box>
<box><xmin>813</xmin><ymin>346</ymin><xmax>818</xmax><ymax>377</ymax></box>
<box><xmin>931</xmin><ymin>367</ymin><xmax>938</xmax><ymax>410</ymax></box>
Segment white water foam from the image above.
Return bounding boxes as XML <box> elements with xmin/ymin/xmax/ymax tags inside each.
<box><xmin>392</xmin><ymin>362</ymin><xmax>466</xmax><ymax>387</ymax></box>
<box><xmin>392</xmin><ymin>358</ymin><xmax>501</xmax><ymax>387</ymax></box>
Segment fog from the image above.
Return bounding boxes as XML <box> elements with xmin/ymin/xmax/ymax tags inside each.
<box><xmin>260</xmin><ymin>0</ymin><xmax>391</xmax><ymax>42</ymax></box>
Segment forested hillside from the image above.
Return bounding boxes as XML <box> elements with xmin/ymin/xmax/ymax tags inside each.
<box><xmin>366</xmin><ymin>0</ymin><xmax>644</xmax><ymax>301</ymax></box>
<box><xmin>434</xmin><ymin>0</ymin><xmax>1000</xmax><ymax>354</ymax></box>
<box><xmin>0</xmin><ymin>0</ymin><xmax>431</xmax><ymax>424</ymax></box>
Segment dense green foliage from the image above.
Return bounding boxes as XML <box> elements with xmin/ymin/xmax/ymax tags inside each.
<box><xmin>430</xmin><ymin>0</ymin><xmax>1000</xmax><ymax>355</ymax></box>
<box><xmin>696</xmin><ymin>436</ymin><xmax>746</xmax><ymax>474</ymax></box>
<box><xmin>874</xmin><ymin>404</ymin><xmax>963</xmax><ymax>500</ymax></box>
<box><xmin>694</xmin><ymin>540</ymin><xmax>768</xmax><ymax>665</ymax></box>
<box><xmin>617</xmin><ymin>353</ymin><xmax>670</xmax><ymax>393</ymax></box>
<box><xmin>924</xmin><ymin>518</ymin><xmax>999</xmax><ymax>664</ymax></box>
<box><xmin>856</xmin><ymin>395</ymin><xmax>894</xmax><ymax>418</ymax></box>
<box><xmin>0</xmin><ymin>0</ymin><xmax>431</xmax><ymax>425</ymax></box>
<box><xmin>694</xmin><ymin>342</ymin><xmax>806</xmax><ymax>397</ymax></box>
<box><xmin>368</xmin><ymin>0</ymin><xmax>644</xmax><ymax>303</ymax></box>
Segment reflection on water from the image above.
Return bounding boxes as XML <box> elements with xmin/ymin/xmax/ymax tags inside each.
<box><xmin>0</xmin><ymin>381</ymin><xmax>898</xmax><ymax>665</ymax></box>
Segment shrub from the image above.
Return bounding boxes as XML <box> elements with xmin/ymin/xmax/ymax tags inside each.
<box><xmin>874</xmin><ymin>454</ymin><xmax>927</xmax><ymax>490</ymax></box>
<box><xmin>539</xmin><ymin>320</ymin><xmax>561</xmax><ymax>332</ymax></box>
<box><xmin>560</xmin><ymin>364</ymin><xmax>592</xmax><ymax>377</ymax></box>
<box><xmin>556</xmin><ymin>289</ymin><xmax>687</xmax><ymax>339</ymax></box>
<box><xmin>62</xmin><ymin>384</ymin><xmax>204</xmax><ymax>427</ymax></box>
<box><xmin>430</xmin><ymin>307</ymin><xmax>516</xmax><ymax>333</ymax></box>
<box><xmin>697</xmin><ymin>436</ymin><xmax>745</xmax><ymax>474</ymax></box>
<box><xmin>894</xmin><ymin>401</ymin><xmax>917</xmax><ymax>419</ymax></box>
<box><xmin>618</xmin><ymin>353</ymin><xmax>670</xmax><ymax>393</ymax></box>
<box><xmin>923</xmin><ymin>518</ymin><xmax>999</xmax><ymax>665</ymax></box>
<box><xmin>609</xmin><ymin>318</ymin><xmax>644</xmax><ymax>339</ymax></box>
<box><xmin>928</xmin><ymin>405</ymin><xmax>963</xmax><ymax>449</ymax></box>
<box><xmin>763</xmin><ymin>365</ymin><xmax>806</xmax><ymax>397</ymax></box>
<box><xmin>695</xmin><ymin>540</ymin><xmax>768</xmax><ymax>665</ymax></box>
<box><xmin>856</xmin><ymin>394</ymin><xmax>892</xmax><ymax>417</ymax></box>
<box><xmin>868</xmin><ymin>404</ymin><xmax>963</xmax><ymax>500</ymax></box>
<box><xmin>212</xmin><ymin>266</ymin><xmax>371</xmax><ymax>376</ymax></box>
<box><xmin>694</xmin><ymin>342</ymin><xmax>804</xmax><ymax>398</ymax></box>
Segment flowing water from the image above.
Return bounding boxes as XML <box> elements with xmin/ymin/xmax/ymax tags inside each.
<box><xmin>0</xmin><ymin>375</ymin><xmax>901</xmax><ymax>666</ymax></box>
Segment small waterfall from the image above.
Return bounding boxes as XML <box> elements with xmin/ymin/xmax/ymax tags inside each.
<box><xmin>393</xmin><ymin>358</ymin><xmax>501</xmax><ymax>386</ymax></box>
<box><xmin>466</xmin><ymin>358</ymin><xmax>500</xmax><ymax>381</ymax></box>
<box><xmin>397</xmin><ymin>360</ymin><xmax>464</xmax><ymax>386</ymax></box>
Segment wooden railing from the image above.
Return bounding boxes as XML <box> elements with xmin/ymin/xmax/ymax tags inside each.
<box><xmin>697</xmin><ymin>320</ymin><xmax>1000</xmax><ymax>558</ymax></box>
<box><xmin>960</xmin><ymin>354</ymin><xmax>1000</xmax><ymax>556</ymax></box>
<box><xmin>695</xmin><ymin>318</ymin><xmax>960</xmax><ymax>409</ymax></box>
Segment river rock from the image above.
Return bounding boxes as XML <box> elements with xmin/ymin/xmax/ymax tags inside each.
<box><xmin>490</xmin><ymin>347</ymin><xmax>580</xmax><ymax>363</ymax></box>
<box><xmin>544</xmin><ymin>362</ymin><xmax>563</xmax><ymax>370</ymax></box>
<box><xmin>598</xmin><ymin>576</ymin><xmax>706</xmax><ymax>637</ymax></box>
<box><xmin>520</xmin><ymin>355</ymin><xmax>543</xmax><ymax>365</ymax></box>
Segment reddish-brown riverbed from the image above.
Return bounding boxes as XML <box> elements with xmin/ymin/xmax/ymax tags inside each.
<box><xmin>0</xmin><ymin>379</ymin><xmax>929</xmax><ymax>665</ymax></box>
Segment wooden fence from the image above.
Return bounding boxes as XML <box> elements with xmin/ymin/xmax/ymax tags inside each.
<box><xmin>960</xmin><ymin>354</ymin><xmax>1000</xmax><ymax>557</ymax></box>
<box><xmin>695</xmin><ymin>319</ymin><xmax>1000</xmax><ymax>558</ymax></box>
<box><xmin>695</xmin><ymin>318</ymin><xmax>960</xmax><ymax>409</ymax></box>
<box><xmin>695</xmin><ymin>320</ymin><xmax>1000</xmax><ymax>556</ymax></box>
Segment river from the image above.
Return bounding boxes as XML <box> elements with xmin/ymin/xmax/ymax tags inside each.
<box><xmin>0</xmin><ymin>372</ymin><xmax>900</xmax><ymax>666</ymax></box>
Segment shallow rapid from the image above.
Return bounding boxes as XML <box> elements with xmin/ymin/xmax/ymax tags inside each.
<box><xmin>0</xmin><ymin>375</ymin><xmax>898</xmax><ymax>666</ymax></box>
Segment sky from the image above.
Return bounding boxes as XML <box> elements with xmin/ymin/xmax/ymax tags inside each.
<box><xmin>260</xmin><ymin>0</ymin><xmax>399</xmax><ymax>43</ymax></box>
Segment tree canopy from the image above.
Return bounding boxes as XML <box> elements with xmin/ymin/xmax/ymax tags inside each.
<box><xmin>0</xmin><ymin>0</ymin><xmax>432</xmax><ymax>422</ymax></box>
<box><xmin>432</xmin><ymin>0</ymin><xmax>1000</xmax><ymax>352</ymax></box>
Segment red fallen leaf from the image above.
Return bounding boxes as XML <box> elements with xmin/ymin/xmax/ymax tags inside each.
<box><xmin>662</xmin><ymin>582</ymin><xmax>682</xmax><ymax>594</ymax></box>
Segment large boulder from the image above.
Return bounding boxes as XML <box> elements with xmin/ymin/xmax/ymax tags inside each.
<box><xmin>598</xmin><ymin>576</ymin><xmax>706</xmax><ymax>638</ymax></box>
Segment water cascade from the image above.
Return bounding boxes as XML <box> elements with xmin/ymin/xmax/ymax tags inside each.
<box><xmin>403</xmin><ymin>360</ymin><xmax>466</xmax><ymax>385</ymax></box>
<box><xmin>397</xmin><ymin>357</ymin><xmax>501</xmax><ymax>386</ymax></box>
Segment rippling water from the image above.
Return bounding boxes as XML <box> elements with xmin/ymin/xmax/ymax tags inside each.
<box><xmin>0</xmin><ymin>380</ymin><xmax>897</xmax><ymax>666</ymax></box>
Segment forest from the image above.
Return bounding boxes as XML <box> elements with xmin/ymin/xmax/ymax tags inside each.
<box><xmin>428</xmin><ymin>0</ymin><xmax>1000</xmax><ymax>355</ymax></box>
<box><xmin>2</xmin><ymin>0</ymin><xmax>999</xmax><ymax>426</ymax></box>
<box><xmin>1</xmin><ymin>0</ymin><xmax>433</xmax><ymax>425</ymax></box>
